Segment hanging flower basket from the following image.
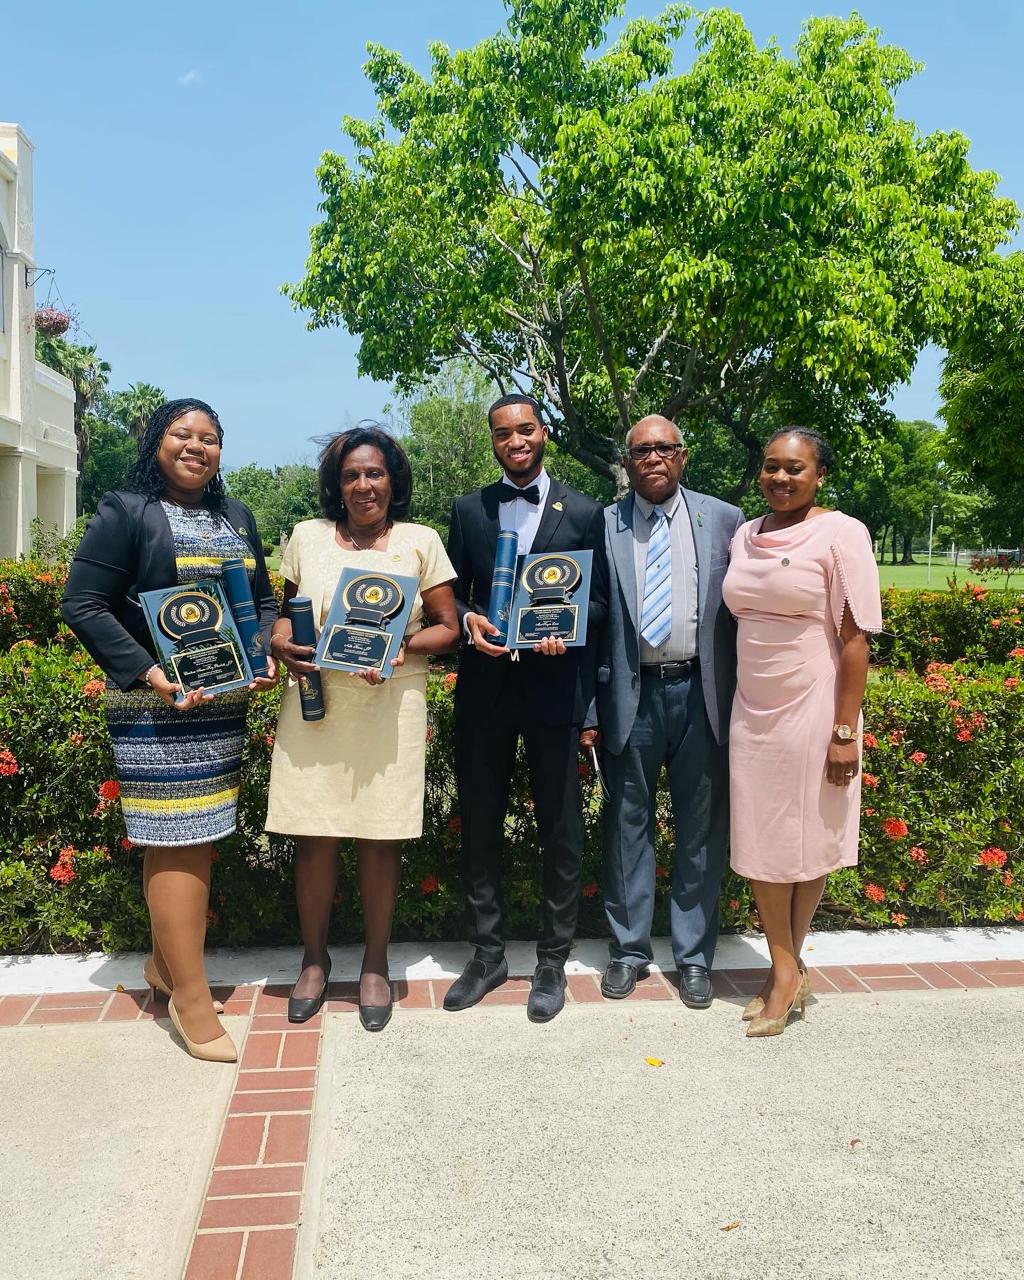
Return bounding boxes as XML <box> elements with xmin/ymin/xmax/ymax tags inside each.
<box><xmin>35</xmin><ymin>307</ymin><xmax>72</xmax><ymax>337</ymax></box>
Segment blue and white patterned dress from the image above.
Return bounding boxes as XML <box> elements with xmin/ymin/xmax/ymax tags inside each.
<box><xmin>105</xmin><ymin>502</ymin><xmax>256</xmax><ymax>847</ymax></box>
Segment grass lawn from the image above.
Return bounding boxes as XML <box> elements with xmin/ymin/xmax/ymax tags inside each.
<box><xmin>876</xmin><ymin>558</ymin><xmax>1024</xmax><ymax>591</ymax></box>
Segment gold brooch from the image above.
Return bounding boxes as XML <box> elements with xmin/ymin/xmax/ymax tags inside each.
<box><xmin>553</xmin><ymin>501</ymin><xmax>563</xmax><ymax>511</ymax></box>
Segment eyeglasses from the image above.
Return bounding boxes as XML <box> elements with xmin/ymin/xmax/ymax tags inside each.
<box><xmin>625</xmin><ymin>443</ymin><xmax>684</xmax><ymax>461</ymax></box>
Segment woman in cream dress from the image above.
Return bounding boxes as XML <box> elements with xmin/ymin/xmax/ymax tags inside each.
<box><xmin>267</xmin><ymin>426</ymin><xmax>459</xmax><ymax>1029</ymax></box>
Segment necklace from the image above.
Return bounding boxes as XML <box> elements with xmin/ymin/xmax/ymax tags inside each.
<box><xmin>341</xmin><ymin>519</ymin><xmax>391</xmax><ymax>551</ymax></box>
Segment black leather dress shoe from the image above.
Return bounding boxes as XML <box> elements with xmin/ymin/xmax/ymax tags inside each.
<box><xmin>600</xmin><ymin>961</ymin><xmax>650</xmax><ymax>999</ymax></box>
<box><xmin>288</xmin><ymin>958</ymin><xmax>331</xmax><ymax>1023</ymax></box>
<box><xmin>527</xmin><ymin>964</ymin><xmax>566</xmax><ymax>1023</ymax></box>
<box><xmin>678</xmin><ymin>964</ymin><xmax>713</xmax><ymax>1009</ymax></box>
<box><xmin>358</xmin><ymin>1000</ymin><xmax>393</xmax><ymax>1032</ymax></box>
<box><xmin>443</xmin><ymin>957</ymin><xmax>508</xmax><ymax>1011</ymax></box>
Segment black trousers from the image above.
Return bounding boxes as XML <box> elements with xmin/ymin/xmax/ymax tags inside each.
<box><xmin>454</xmin><ymin>668</ymin><xmax>584</xmax><ymax>967</ymax></box>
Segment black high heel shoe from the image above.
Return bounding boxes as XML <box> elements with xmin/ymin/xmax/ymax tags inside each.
<box><xmin>358</xmin><ymin>973</ymin><xmax>393</xmax><ymax>1032</ymax></box>
<box><xmin>288</xmin><ymin>956</ymin><xmax>331</xmax><ymax>1023</ymax></box>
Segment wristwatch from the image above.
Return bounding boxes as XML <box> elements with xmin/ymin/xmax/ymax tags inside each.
<box><xmin>832</xmin><ymin>723</ymin><xmax>856</xmax><ymax>742</ymax></box>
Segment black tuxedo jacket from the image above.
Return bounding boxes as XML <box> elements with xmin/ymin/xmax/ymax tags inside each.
<box><xmin>446</xmin><ymin>477</ymin><xmax>608</xmax><ymax>727</ymax></box>
<box><xmin>61</xmin><ymin>490</ymin><xmax>278</xmax><ymax>691</ymax></box>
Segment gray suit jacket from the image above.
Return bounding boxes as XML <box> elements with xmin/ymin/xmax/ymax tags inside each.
<box><xmin>594</xmin><ymin>487</ymin><xmax>745</xmax><ymax>754</ymax></box>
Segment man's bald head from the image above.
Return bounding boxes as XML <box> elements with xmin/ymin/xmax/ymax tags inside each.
<box><xmin>624</xmin><ymin>416</ymin><xmax>684</xmax><ymax>450</ymax></box>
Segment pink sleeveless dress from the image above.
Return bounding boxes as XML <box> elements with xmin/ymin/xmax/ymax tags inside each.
<box><xmin>722</xmin><ymin>511</ymin><xmax>882</xmax><ymax>882</ymax></box>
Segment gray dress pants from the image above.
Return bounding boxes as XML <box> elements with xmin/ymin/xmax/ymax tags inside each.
<box><xmin>602</xmin><ymin>668</ymin><xmax>729</xmax><ymax>971</ymax></box>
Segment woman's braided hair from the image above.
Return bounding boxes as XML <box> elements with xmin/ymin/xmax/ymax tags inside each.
<box><xmin>764</xmin><ymin>425</ymin><xmax>834</xmax><ymax>472</ymax></box>
<box><xmin>122</xmin><ymin>398</ymin><xmax>228</xmax><ymax>513</ymax></box>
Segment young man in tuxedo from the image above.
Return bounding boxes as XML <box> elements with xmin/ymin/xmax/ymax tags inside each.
<box><xmin>445</xmin><ymin>394</ymin><xmax>607</xmax><ymax>1022</ymax></box>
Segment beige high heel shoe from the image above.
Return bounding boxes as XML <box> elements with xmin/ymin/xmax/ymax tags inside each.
<box><xmin>144</xmin><ymin>955</ymin><xmax>224</xmax><ymax>1013</ymax></box>
<box><xmin>167</xmin><ymin>997</ymin><xmax>237</xmax><ymax>1063</ymax></box>
<box><xmin>741</xmin><ymin>968</ymin><xmax>811</xmax><ymax>1022</ymax></box>
<box><xmin>745</xmin><ymin>979</ymin><xmax>807</xmax><ymax>1039</ymax></box>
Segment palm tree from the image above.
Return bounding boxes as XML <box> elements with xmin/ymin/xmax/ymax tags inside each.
<box><xmin>35</xmin><ymin>334</ymin><xmax>111</xmax><ymax>515</ymax></box>
<box><xmin>106</xmin><ymin>382</ymin><xmax>166</xmax><ymax>440</ymax></box>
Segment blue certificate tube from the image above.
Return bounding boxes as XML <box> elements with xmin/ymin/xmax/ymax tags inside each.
<box><xmin>487</xmin><ymin>531</ymin><xmax>519</xmax><ymax>646</ymax></box>
<box><xmin>287</xmin><ymin>596</ymin><xmax>326</xmax><ymax>722</ymax></box>
<box><xmin>221</xmin><ymin>558</ymin><xmax>269</xmax><ymax>678</ymax></box>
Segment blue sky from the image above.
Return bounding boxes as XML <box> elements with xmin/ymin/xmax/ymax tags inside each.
<box><xmin>4</xmin><ymin>1</ymin><xmax>1021</xmax><ymax>469</ymax></box>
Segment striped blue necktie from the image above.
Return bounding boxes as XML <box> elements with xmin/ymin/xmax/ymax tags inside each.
<box><xmin>640</xmin><ymin>506</ymin><xmax>672</xmax><ymax>648</ymax></box>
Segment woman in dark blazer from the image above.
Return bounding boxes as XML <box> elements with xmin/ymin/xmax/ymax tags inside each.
<box><xmin>62</xmin><ymin>398</ymin><xmax>278</xmax><ymax>1062</ymax></box>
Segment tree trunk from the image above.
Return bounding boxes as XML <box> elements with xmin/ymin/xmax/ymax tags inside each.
<box><xmin>900</xmin><ymin>533</ymin><xmax>915</xmax><ymax>565</ymax></box>
<box><xmin>890</xmin><ymin>528</ymin><xmax>898</xmax><ymax>565</ymax></box>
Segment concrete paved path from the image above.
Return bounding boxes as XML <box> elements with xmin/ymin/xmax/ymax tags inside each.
<box><xmin>301</xmin><ymin>990</ymin><xmax>1024</xmax><ymax>1280</ymax></box>
<box><xmin>1</xmin><ymin>942</ymin><xmax>1023</xmax><ymax>1279</ymax></box>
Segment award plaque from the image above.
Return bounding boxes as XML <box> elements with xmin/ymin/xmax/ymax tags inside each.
<box><xmin>140</xmin><ymin>581</ymin><xmax>254</xmax><ymax>699</ymax></box>
<box><xmin>314</xmin><ymin>569</ymin><xmax>418</xmax><ymax>678</ymax></box>
<box><xmin>509</xmin><ymin>550</ymin><xmax>593</xmax><ymax>649</ymax></box>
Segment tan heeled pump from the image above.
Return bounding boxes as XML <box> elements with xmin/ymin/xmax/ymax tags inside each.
<box><xmin>167</xmin><ymin>997</ymin><xmax>237</xmax><ymax>1063</ymax></box>
<box><xmin>741</xmin><ymin>968</ymin><xmax>811</xmax><ymax>1022</ymax></box>
<box><xmin>144</xmin><ymin>955</ymin><xmax>224</xmax><ymax>1013</ymax></box>
<box><xmin>746</xmin><ymin>980</ymin><xmax>807</xmax><ymax>1039</ymax></box>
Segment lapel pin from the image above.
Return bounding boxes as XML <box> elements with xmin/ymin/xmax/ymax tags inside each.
<box><xmin>696</xmin><ymin>512</ymin><xmax>703</xmax><ymax>527</ymax></box>
<box><xmin>553</xmin><ymin>501</ymin><xmax>563</xmax><ymax>511</ymax></box>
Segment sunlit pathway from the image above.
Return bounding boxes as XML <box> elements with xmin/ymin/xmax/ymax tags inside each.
<box><xmin>1</xmin><ymin>943</ymin><xmax>1022</xmax><ymax>1279</ymax></box>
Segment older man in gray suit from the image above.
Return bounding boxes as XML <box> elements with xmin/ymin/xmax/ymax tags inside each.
<box><xmin>583</xmin><ymin>415</ymin><xmax>744</xmax><ymax>1008</ymax></box>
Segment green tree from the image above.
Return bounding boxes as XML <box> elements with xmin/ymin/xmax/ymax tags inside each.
<box><xmin>286</xmin><ymin>0</ymin><xmax>1017</xmax><ymax>497</ymax></box>
<box><xmin>35</xmin><ymin>333</ymin><xmax>111</xmax><ymax>515</ymax></box>
<box><xmin>941</xmin><ymin>251</ymin><xmax>1024</xmax><ymax>490</ymax></box>
<box><xmin>393</xmin><ymin>362</ymin><xmax>499</xmax><ymax>532</ymax></box>
<box><xmin>225</xmin><ymin>463</ymin><xmax>320</xmax><ymax>544</ymax></box>
<box><xmin>105</xmin><ymin>382</ymin><xmax>165</xmax><ymax>440</ymax></box>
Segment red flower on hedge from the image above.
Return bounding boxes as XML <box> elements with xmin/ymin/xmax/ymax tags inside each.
<box><xmin>978</xmin><ymin>847</ymin><xmax>1008</xmax><ymax>869</ymax></box>
<box><xmin>862</xmin><ymin>773</ymin><xmax>879</xmax><ymax>789</ymax></box>
<box><xmin>890</xmin><ymin>912</ymin><xmax>908</xmax><ymax>927</ymax></box>
<box><xmin>447</xmin><ymin>815</ymin><xmax>461</xmax><ymax>833</ymax></box>
<box><xmin>889</xmin><ymin>730</ymin><xmax>906</xmax><ymax>745</ymax></box>
<box><xmin>1006</xmin><ymin>678</ymin><xmax>1020</xmax><ymax>690</ymax></box>
<box><xmin>1002</xmin><ymin>871</ymin><xmax>1014</xmax><ymax>887</ymax></box>
<box><xmin>68</xmin><ymin>732</ymin><xmax>84</xmax><ymax>747</ymax></box>
<box><xmin>655</xmin><ymin>865</ymin><xmax>668</xmax><ymax>878</ymax></box>
<box><xmin>909</xmin><ymin>846</ymin><xmax>929</xmax><ymax>865</ymax></box>
<box><xmin>578</xmin><ymin>761</ymin><xmax>591</xmax><ymax>780</ymax></box>
<box><xmin>120</xmin><ymin>837</ymin><xmax>132</xmax><ymax>850</ymax></box>
<box><xmin>49</xmin><ymin>845</ymin><xmax>76</xmax><ymax>885</ymax></box>
<box><xmin>82</xmin><ymin>679</ymin><xmax>105</xmax><ymax>698</ymax></box>
<box><xmin>882</xmin><ymin>817</ymin><xmax>909</xmax><ymax>840</ymax></box>
<box><xmin>863</xmin><ymin>807</ymin><xmax>876</xmax><ymax>816</ymax></box>
<box><xmin>863</xmin><ymin>732</ymin><xmax>878</xmax><ymax>749</ymax></box>
<box><xmin>443</xmin><ymin>673</ymin><xmax>458</xmax><ymax>690</ymax></box>
<box><xmin>98</xmin><ymin>779</ymin><xmax>120</xmax><ymax>801</ymax></box>
<box><xmin>1010</xmin><ymin>647</ymin><xmax>1024</xmax><ymax>659</ymax></box>
<box><xmin>0</xmin><ymin>748</ymin><xmax>18</xmax><ymax>777</ymax></box>
<box><xmin>420</xmin><ymin>874</ymin><xmax>440</xmax><ymax>894</ymax></box>
<box><xmin>581</xmin><ymin>881</ymin><xmax>599</xmax><ymax>899</ymax></box>
<box><xmin>864</xmin><ymin>883</ymin><xmax>885</xmax><ymax>903</ymax></box>
<box><xmin>909</xmin><ymin>752</ymin><xmax>927</xmax><ymax>765</ymax></box>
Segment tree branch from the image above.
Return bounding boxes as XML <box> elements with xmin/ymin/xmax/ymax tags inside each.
<box><xmin>571</xmin><ymin>239</ymin><xmax>631</xmax><ymax>436</ymax></box>
<box><xmin>626</xmin><ymin>307</ymin><xmax>678</xmax><ymax>412</ymax></box>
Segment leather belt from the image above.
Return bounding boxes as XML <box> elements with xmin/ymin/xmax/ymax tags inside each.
<box><xmin>639</xmin><ymin>658</ymin><xmax>698</xmax><ymax>679</ymax></box>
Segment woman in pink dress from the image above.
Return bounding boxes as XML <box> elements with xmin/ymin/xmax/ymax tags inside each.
<box><xmin>723</xmin><ymin>428</ymin><xmax>882</xmax><ymax>1038</ymax></box>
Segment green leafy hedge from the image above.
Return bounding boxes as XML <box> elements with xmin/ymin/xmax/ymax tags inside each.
<box><xmin>1</xmin><ymin>637</ymin><xmax>1022</xmax><ymax>952</ymax></box>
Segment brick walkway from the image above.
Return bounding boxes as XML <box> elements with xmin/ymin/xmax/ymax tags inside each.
<box><xmin>3</xmin><ymin>958</ymin><xmax>1023</xmax><ymax>1280</ymax></box>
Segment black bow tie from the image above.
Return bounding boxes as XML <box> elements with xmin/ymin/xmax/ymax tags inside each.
<box><xmin>498</xmin><ymin>484</ymin><xmax>541</xmax><ymax>506</ymax></box>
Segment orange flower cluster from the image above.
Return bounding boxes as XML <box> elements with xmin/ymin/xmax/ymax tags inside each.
<box><xmin>864</xmin><ymin>883</ymin><xmax>885</xmax><ymax>903</ymax></box>
<box><xmin>909</xmin><ymin>751</ymin><xmax>927</xmax><ymax>765</ymax></box>
<box><xmin>862</xmin><ymin>732</ymin><xmax>878</xmax><ymax>749</ymax></box>
<box><xmin>420</xmin><ymin>874</ymin><xmax>440</xmax><ymax>894</ymax></box>
<box><xmin>443</xmin><ymin>673</ymin><xmax>458</xmax><ymax>690</ymax></box>
<box><xmin>882</xmin><ymin>817</ymin><xmax>909</xmax><ymax>839</ymax></box>
<box><xmin>0</xmin><ymin>747</ymin><xmax>18</xmax><ymax>777</ymax></box>
<box><xmin>978</xmin><ymin>847</ymin><xmax>1008</xmax><ymax>869</ymax></box>
<box><xmin>581</xmin><ymin>881</ymin><xmax>599</xmax><ymax>899</ymax></box>
<box><xmin>862</xmin><ymin>773</ymin><xmax>879</xmax><ymax>789</ymax></box>
<box><xmin>97</xmin><ymin>779</ymin><xmax>120</xmax><ymax>801</ymax></box>
<box><xmin>49</xmin><ymin>845</ymin><xmax>76</xmax><ymax>885</ymax></box>
<box><xmin>82</xmin><ymin>679</ymin><xmax>105</xmax><ymax>698</ymax></box>
<box><xmin>909</xmin><ymin>847</ymin><xmax>929</xmax><ymax>865</ymax></box>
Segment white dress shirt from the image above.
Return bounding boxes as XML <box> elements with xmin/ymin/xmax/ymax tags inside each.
<box><xmin>499</xmin><ymin>467</ymin><xmax>551</xmax><ymax>556</ymax></box>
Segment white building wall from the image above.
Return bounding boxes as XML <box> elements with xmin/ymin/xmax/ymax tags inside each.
<box><xmin>0</xmin><ymin>122</ymin><xmax>77</xmax><ymax>559</ymax></box>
